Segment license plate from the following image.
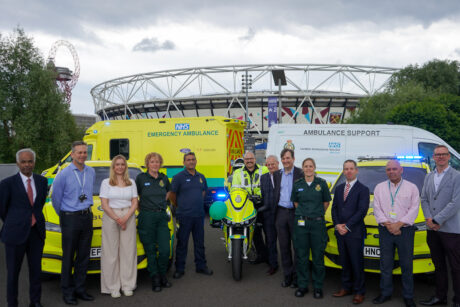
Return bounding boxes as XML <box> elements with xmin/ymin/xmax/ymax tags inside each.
<box><xmin>90</xmin><ymin>247</ymin><xmax>101</xmax><ymax>258</ymax></box>
<box><xmin>363</xmin><ymin>246</ymin><xmax>380</xmax><ymax>258</ymax></box>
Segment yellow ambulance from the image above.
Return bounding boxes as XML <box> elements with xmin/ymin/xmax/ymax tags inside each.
<box><xmin>43</xmin><ymin>116</ymin><xmax>246</xmax><ymax>203</ymax></box>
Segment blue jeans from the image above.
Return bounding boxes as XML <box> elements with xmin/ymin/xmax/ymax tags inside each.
<box><xmin>378</xmin><ymin>225</ymin><xmax>415</xmax><ymax>299</ymax></box>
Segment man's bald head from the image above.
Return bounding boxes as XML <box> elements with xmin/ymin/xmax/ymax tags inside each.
<box><xmin>386</xmin><ymin>160</ymin><xmax>403</xmax><ymax>184</ymax></box>
<box><xmin>243</xmin><ymin>151</ymin><xmax>256</xmax><ymax>171</ymax></box>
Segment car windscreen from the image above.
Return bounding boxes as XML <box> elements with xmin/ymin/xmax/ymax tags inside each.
<box><xmin>93</xmin><ymin>167</ymin><xmax>142</xmax><ymax>195</ymax></box>
<box><xmin>331</xmin><ymin>166</ymin><xmax>427</xmax><ymax>195</ymax></box>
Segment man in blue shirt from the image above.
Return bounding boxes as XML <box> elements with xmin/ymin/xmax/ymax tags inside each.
<box><xmin>275</xmin><ymin>148</ymin><xmax>303</xmax><ymax>288</ymax></box>
<box><xmin>52</xmin><ymin>141</ymin><xmax>95</xmax><ymax>305</ymax></box>
<box><xmin>170</xmin><ymin>152</ymin><xmax>213</xmax><ymax>279</ymax></box>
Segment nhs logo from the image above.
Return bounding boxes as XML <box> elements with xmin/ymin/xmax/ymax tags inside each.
<box><xmin>175</xmin><ymin>123</ymin><xmax>190</xmax><ymax>130</ymax></box>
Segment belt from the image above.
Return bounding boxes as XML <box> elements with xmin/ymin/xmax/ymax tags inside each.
<box><xmin>303</xmin><ymin>216</ymin><xmax>324</xmax><ymax>221</ymax></box>
<box><xmin>61</xmin><ymin>208</ymin><xmax>91</xmax><ymax>215</ymax></box>
<box><xmin>278</xmin><ymin>206</ymin><xmax>295</xmax><ymax>211</ymax></box>
<box><xmin>141</xmin><ymin>208</ymin><xmax>166</xmax><ymax>213</ymax></box>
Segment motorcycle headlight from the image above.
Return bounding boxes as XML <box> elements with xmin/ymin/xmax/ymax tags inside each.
<box><xmin>45</xmin><ymin>221</ymin><xmax>61</xmax><ymax>233</ymax></box>
<box><xmin>414</xmin><ymin>222</ymin><xmax>427</xmax><ymax>231</ymax></box>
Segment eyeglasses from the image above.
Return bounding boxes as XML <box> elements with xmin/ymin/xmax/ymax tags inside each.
<box><xmin>434</xmin><ymin>153</ymin><xmax>450</xmax><ymax>157</ymax></box>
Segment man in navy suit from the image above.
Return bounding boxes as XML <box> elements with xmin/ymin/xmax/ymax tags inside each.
<box><xmin>331</xmin><ymin>160</ymin><xmax>370</xmax><ymax>305</ymax></box>
<box><xmin>260</xmin><ymin>155</ymin><xmax>280</xmax><ymax>275</ymax></box>
<box><xmin>0</xmin><ymin>148</ymin><xmax>48</xmax><ymax>307</ymax></box>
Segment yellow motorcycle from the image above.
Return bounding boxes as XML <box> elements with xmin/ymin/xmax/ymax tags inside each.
<box><xmin>210</xmin><ymin>188</ymin><xmax>266</xmax><ymax>281</ymax></box>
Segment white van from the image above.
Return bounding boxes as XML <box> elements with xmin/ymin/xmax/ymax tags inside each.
<box><xmin>266</xmin><ymin>124</ymin><xmax>460</xmax><ymax>183</ymax></box>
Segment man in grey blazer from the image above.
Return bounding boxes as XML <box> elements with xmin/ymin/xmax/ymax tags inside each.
<box><xmin>420</xmin><ymin>145</ymin><xmax>460</xmax><ymax>307</ymax></box>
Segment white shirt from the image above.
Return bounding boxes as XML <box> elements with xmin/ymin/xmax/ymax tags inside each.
<box><xmin>434</xmin><ymin>166</ymin><xmax>450</xmax><ymax>192</ymax></box>
<box><xmin>19</xmin><ymin>172</ymin><xmax>36</xmax><ymax>202</ymax></box>
<box><xmin>99</xmin><ymin>178</ymin><xmax>138</xmax><ymax>209</ymax></box>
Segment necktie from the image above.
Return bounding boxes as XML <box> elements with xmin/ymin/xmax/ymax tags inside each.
<box><xmin>344</xmin><ymin>183</ymin><xmax>351</xmax><ymax>201</ymax></box>
<box><xmin>27</xmin><ymin>178</ymin><xmax>36</xmax><ymax>226</ymax></box>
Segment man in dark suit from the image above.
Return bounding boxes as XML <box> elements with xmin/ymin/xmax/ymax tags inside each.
<box><xmin>274</xmin><ymin>148</ymin><xmax>304</xmax><ymax>288</ymax></box>
<box><xmin>0</xmin><ymin>148</ymin><xmax>48</xmax><ymax>307</ymax></box>
<box><xmin>331</xmin><ymin>159</ymin><xmax>369</xmax><ymax>305</ymax></box>
<box><xmin>260</xmin><ymin>155</ymin><xmax>280</xmax><ymax>275</ymax></box>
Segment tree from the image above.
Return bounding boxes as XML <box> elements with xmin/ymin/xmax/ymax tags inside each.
<box><xmin>347</xmin><ymin>59</ymin><xmax>460</xmax><ymax>151</ymax></box>
<box><xmin>387</xmin><ymin>96</ymin><xmax>460</xmax><ymax>150</ymax></box>
<box><xmin>389</xmin><ymin>59</ymin><xmax>460</xmax><ymax>95</ymax></box>
<box><xmin>0</xmin><ymin>28</ymin><xmax>83</xmax><ymax>171</ymax></box>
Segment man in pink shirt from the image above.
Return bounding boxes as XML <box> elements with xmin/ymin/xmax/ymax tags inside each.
<box><xmin>372</xmin><ymin>160</ymin><xmax>420</xmax><ymax>307</ymax></box>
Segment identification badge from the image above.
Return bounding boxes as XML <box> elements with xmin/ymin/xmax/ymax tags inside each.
<box><xmin>298</xmin><ymin>219</ymin><xmax>305</xmax><ymax>227</ymax></box>
<box><xmin>200</xmin><ymin>178</ymin><xmax>203</xmax><ymax>184</ymax></box>
<box><xmin>315</xmin><ymin>184</ymin><xmax>321</xmax><ymax>191</ymax></box>
<box><xmin>186</xmin><ymin>179</ymin><xmax>191</xmax><ymax>182</ymax></box>
<box><xmin>298</xmin><ymin>188</ymin><xmax>304</xmax><ymax>192</ymax></box>
<box><xmin>159</xmin><ymin>180</ymin><xmax>164</xmax><ymax>187</ymax></box>
<box><xmin>144</xmin><ymin>182</ymin><xmax>151</xmax><ymax>186</ymax></box>
<box><xmin>389</xmin><ymin>211</ymin><xmax>397</xmax><ymax>219</ymax></box>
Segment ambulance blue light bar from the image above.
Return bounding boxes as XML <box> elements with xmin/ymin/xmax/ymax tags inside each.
<box><xmin>397</xmin><ymin>155</ymin><xmax>423</xmax><ymax>160</ymax></box>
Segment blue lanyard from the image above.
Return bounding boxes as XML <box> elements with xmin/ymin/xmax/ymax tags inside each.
<box><xmin>388</xmin><ymin>179</ymin><xmax>403</xmax><ymax>210</ymax></box>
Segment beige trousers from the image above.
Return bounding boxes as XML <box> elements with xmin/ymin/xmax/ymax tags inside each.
<box><xmin>100</xmin><ymin>207</ymin><xmax>137</xmax><ymax>293</ymax></box>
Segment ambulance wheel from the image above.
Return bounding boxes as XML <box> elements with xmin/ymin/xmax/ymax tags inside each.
<box><xmin>231</xmin><ymin>239</ymin><xmax>242</xmax><ymax>281</ymax></box>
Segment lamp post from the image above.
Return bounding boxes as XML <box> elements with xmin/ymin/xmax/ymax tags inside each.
<box><xmin>241</xmin><ymin>71</ymin><xmax>252</xmax><ymax>131</ymax></box>
<box><xmin>271</xmin><ymin>70</ymin><xmax>287</xmax><ymax>124</ymax></box>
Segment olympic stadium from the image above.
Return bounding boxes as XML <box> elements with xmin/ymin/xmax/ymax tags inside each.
<box><xmin>90</xmin><ymin>64</ymin><xmax>399</xmax><ymax>140</ymax></box>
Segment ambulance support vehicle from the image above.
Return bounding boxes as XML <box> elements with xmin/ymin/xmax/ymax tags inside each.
<box><xmin>266</xmin><ymin>124</ymin><xmax>460</xmax><ymax>183</ymax></box>
<box><xmin>43</xmin><ymin>116</ymin><xmax>245</xmax><ymax>204</ymax></box>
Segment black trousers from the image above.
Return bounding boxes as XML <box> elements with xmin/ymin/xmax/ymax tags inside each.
<box><xmin>427</xmin><ymin>230</ymin><xmax>460</xmax><ymax>304</ymax></box>
<box><xmin>5</xmin><ymin>225</ymin><xmax>44</xmax><ymax>307</ymax></box>
<box><xmin>253</xmin><ymin>214</ymin><xmax>269</xmax><ymax>262</ymax></box>
<box><xmin>175</xmin><ymin>216</ymin><xmax>207</xmax><ymax>272</ymax></box>
<box><xmin>336</xmin><ymin>233</ymin><xmax>365</xmax><ymax>295</ymax></box>
<box><xmin>60</xmin><ymin>212</ymin><xmax>93</xmax><ymax>297</ymax></box>
<box><xmin>275</xmin><ymin>207</ymin><xmax>296</xmax><ymax>278</ymax></box>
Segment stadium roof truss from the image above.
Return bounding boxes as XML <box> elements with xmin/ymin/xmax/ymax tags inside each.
<box><xmin>91</xmin><ymin>64</ymin><xmax>399</xmax><ymax>134</ymax></box>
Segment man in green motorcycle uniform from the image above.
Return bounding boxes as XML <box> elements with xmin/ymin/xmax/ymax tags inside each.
<box><xmin>231</xmin><ymin>152</ymin><xmax>269</xmax><ymax>264</ymax></box>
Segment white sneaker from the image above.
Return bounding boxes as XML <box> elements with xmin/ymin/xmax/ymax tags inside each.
<box><xmin>111</xmin><ymin>291</ymin><xmax>121</xmax><ymax>298</ymax></box>
<box><xmin>123</xmin><ymin>290</ymin><xmax>133</xmax><ymax>296</ymax></box>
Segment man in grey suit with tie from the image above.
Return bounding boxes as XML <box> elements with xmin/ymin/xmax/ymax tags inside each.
<box><xmin>420</xmin><ymin>145</ymin><xmax>460</xmax><ymax>307</ymax></box>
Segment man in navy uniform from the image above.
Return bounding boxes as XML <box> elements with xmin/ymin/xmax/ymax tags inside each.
<box><xmin>170</xmin><ymin>152</ymin><xmax>213</xmax><ymax>279</ymax></box>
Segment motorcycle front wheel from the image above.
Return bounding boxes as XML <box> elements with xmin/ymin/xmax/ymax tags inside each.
<box><xmin>231</xmin><ymin>238</ymin><xmax>243</xmax><ymax>281</ymax></box>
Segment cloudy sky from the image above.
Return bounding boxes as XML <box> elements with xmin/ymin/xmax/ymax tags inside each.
<box><xmin>2</xmin><ymin>0</ymin><xmax>460</xmax><ymax>115</ymax></box>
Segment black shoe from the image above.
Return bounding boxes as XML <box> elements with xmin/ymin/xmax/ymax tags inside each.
<box><xmin>63</xmin><ymin>296</ymin><xmax>77</xmax><ymax>305</ymax></box>
<box><xmin>173</xmin><ymin>271</ymin><xmax>184</xmax><ymax>279</ymax></box>
<box><xmin>160</xmin><ymin>275</ymin><xmax>172</xmax><ymax>288</ymax></box>
<box><xmin>196</xmin><ymin>267</ymin><xmax>213</xmax><ymax>275</ymax></box>
<box><xmin>152</xmin><ymin>275</ymin><xmax>162</xmax><ymax>292</ymax></box>
<box><xmin>29</xmin><ymin>303</ymin><xmax>44</xmax><ymax>307</ymax></box>
<box><xmin>75</xmin><ymin>292</ymin><xmax>94</xmax><ymax>301</ymax></box>
<box><xmin>404</xmin><ymin>298</ymin><xmax>416</xmax><ymax>307</ymax></box>
<box><xmin>250</xmin><ymin>257</ymin><xmax>267</xmax><ymax>265</ymax></box>
<box><xmin>419</xmin><ymin>296</ymin><xmax>447</xmax><ymax>306</ymax></box>
<box><xmin>313</xmin><ymin>288</ymin><xmax>323</xmax><ymax>299</ymax></box>
<box><xmin>281</xmin><ymin>276</ymin><xmax>292</xmax><ymax>288</ymax></box>
<box><xmin>372</xmin><ymin>294</ymin><xmax>391</xmax><ymax>304</ymax></box>
<box><xmin>295</xmin><ymin>288</ymin><xmax>308</xmax><ymax>297</ymax></box>
<box><xmin>267</xmin><ymin>266</ymin><xmax>278</xmax><ymax>275</ymax></box>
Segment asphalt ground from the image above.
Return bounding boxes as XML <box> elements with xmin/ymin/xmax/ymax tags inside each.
<box><xmin>0</xmin><ymin>218</ymin><xmax>442</xmax><ymax>307</ymax></box>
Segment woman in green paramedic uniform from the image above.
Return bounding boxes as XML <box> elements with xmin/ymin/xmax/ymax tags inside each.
<box><xmin>291</xmin><ymin>158</ymin><xmax>331</xmax><ymax>299</ymax></box>
<box><xmin>135</xmin><ymin>152</ymin><xmax>172</xmax><ymax>292</ymax></box>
